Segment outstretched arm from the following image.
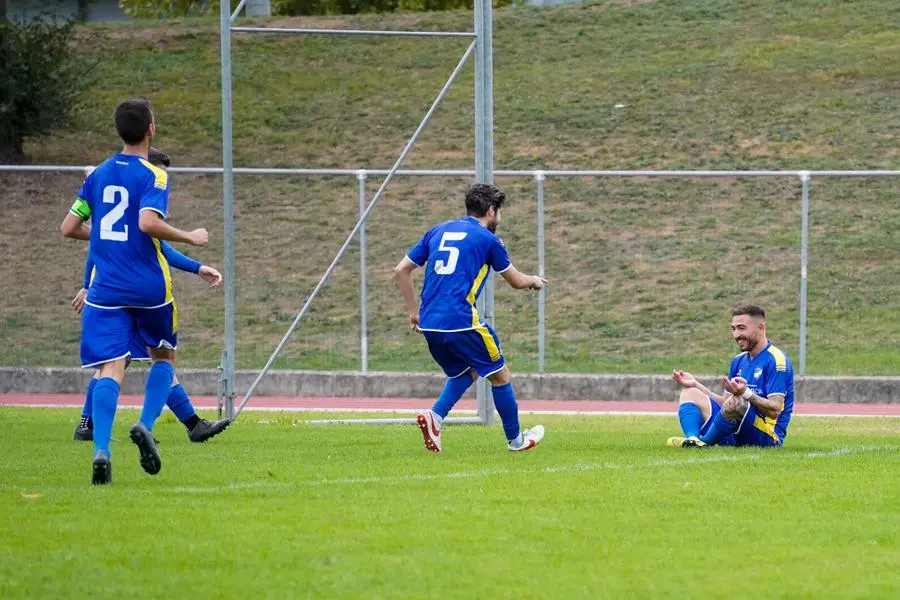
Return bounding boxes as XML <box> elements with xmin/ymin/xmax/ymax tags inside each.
<box><xmin>160</xmin><ymin>241</ymin><xmax>222</xmax><ymax>287</ymax></box>
<box><xmin>138</xmin><ymin>211</ymin><xmax>208</xmax><ymax>246</ymax></box>
<box><xmin>500</xmin><ymin>265</ymin><xmax>547</xmax><ymax>290</ymax></box>
<box><xmin>672</xmin><ymin>370</ymin><xmax>726</xmax><ymax>403</ymax></box>
<box><xmin>392</xmin><ymin>257</ymin><xmax>421</xmax><ymax>331</ymax></box>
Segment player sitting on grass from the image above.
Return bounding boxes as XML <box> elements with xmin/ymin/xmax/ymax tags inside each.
<box><xmin>71</xmin><ymin>147</ymin><xmax>230</xmax><ymax>445</ymax></box>
<box><xmin>60</xmin><ymin>97</ymin><xmax>211</xmax><ymax>484</ymax></box>
<box><xmin>393</xmin><ymin>183</ymin><xmax>547</xmax><ymax>453</ymax></box>
<box><xmin>667</xmin><ymin>304</ymin><xmax>795</xmax><ymax>448</ymax></box>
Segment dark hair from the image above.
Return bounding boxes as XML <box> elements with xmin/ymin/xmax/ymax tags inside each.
<box><xmin>114</xmin><ymin>97</ymin><xmax>153</xmax><ymax>145</ymax></box>
<box><xmin>148</xmin><ymin>147</ymin><xmax>170</xmax><ymax>168</ymax></box>
<box><xmin>732</xmin><ymin>304</ymin><xmax>766</xmax><ymax>319</ymax></box>
<box><xmin>465</xmin><ymin>183</ymin><xmax>506</xmax><ymax>218</ymax></box>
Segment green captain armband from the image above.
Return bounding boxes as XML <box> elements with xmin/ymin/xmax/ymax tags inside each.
<box><xmin>69</xmin><ymin>197</ymin><xmax>91</xmax><ymax>220</ymax></box>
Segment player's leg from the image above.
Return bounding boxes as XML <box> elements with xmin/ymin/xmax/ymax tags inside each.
<box><xmin>469</xmin><ymin>324</ymin><xmax>543</xmax><ymax>452</ymax></box>
<box><xmin>73</xmin><ymin>372</ymin><xmax>100</xmax><ymax>441</ymax></box>
<box><xmin>130</xmin><ymin>335</ymin><xmax>229</xmax><ymax>442</ymax></box>
<box><xmin>129</xmin><ymin>304</ymin><xmax>179</xmax><ymax>475</ymax></box>
<box><xmin>80</xmin><ymin>305</ymin><xmax>132</xmax><ymax>484</ymax></box>
<box><xmin>733</xmin><ymin>406</ymin><xmax>782</xmax><ymax>448</ymax></box>
<box><xmin>415</xmin><ymin>331</ymin><xmax>474</xmax><ymax>452</ymax></box>
<box><xmin>166</xmin><ymin>375</ymin><xmax>231</xmax><ymax>443</ymax></box>
<box><xmin>697</xmin><ymin>395</ymin><xmax>746</xmax><ymax>446</ymax></box>
<box><xmin>667</xmin><ymin>388</ymin><xmax>714</xmax><ymax>446</ymax></box>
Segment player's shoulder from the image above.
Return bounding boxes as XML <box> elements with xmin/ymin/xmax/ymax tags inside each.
<box><xmin>731</xmin><ymin>351</ymin><xmax>747</xmax><ymax>363</ymax></box>
<box><xmin>136</xmin><ymin>157</ymin><xmax>169</xmax><ymax>190</ymax></box>
<box><xmin>765</xmin><ymin>344</ymin><xmax>791</xmax><ymax>372</ymax></box>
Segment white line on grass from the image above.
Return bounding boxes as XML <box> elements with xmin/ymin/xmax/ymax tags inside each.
<box><xmin>167</xmin><ymin>445</ymin><xmax>896</xmax><ymax>493</ymax></box>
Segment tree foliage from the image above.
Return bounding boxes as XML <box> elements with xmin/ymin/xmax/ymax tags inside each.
<box><xmin>0</xmin><ymin>16</ymin><xmax>83</xmax><ymax>161</ymax></box>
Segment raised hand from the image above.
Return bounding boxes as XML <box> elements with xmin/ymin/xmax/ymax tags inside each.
<box><xmin>672</xmin><ymin>369</ymin><xmax>698</xmax><ymax>389</ymax></box>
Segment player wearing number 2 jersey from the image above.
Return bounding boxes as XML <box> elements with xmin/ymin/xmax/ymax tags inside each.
<box><xmin>60</xmin><ymin>97</ymin><xmax>209</xmax><ymax>485</ymax></box>
<box><xmin>393</xmin><ymin>183</ymin><xmax>548</xmax><ymax>453</ymax></box>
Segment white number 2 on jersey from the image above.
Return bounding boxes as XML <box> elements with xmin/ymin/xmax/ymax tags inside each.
<box><xmin>100</xmin><ymin>185</ymin><xmax>129</xmax><ymax>242</ymax></box>
<box><xmin>434</xmin><ymin>231</ymin><xmax>467</xmax><ymax>275</ymax></box>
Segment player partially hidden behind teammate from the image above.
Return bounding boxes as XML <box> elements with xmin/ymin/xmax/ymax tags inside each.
<box><xmin>667</xmin><ymin>304</ymin><xmax>795</xmax><ymax>448</ymax></box>
<box><xmin>60</xmin><ymin>97</ymin><xmax>210</xmax><ymax>484</ymax></box>
<box><xmin>71</xmin><ymin>147</ymin><xmax>230</xmax><ymax>445</ymax></box>
<box><xmin>393</xmin><ymin>183</ymin><xmax>547</xmax><ymax>453</ymax></box>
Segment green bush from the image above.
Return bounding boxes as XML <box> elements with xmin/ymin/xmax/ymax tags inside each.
<box><xmin>0</xmin><ymin>16</ymin><xmax>83</xmax><ymax>161</ymax></box>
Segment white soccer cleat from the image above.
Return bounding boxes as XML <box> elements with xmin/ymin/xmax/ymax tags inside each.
<box><xmin>416</xmin><ymin>410</ymin><xmax>442</xmax><ymax>453</ymax></box>
<box><xmin>508</xmin><ymin>424</ymin><xmax>545</xmax><ymax>452</ymax></box>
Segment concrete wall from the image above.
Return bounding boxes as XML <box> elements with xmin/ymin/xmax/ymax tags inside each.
<box><xmin>3</xmin><ymin>367</ymin><xmax>900</xmax><ymax>403</ymax></box>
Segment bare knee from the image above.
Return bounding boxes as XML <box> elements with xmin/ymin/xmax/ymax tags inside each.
<box><xmin>487</xmin><ymin>365</ymin><xmax>510</xmax><ymax>386</ymax></box>
<box><xmin>678</xmin><ymin>387</ymin><xmax>708</xmax><ymax>405</ymax></box>
<box><xmin>97</xmin><ymin>358</ymin><xmax>127</xmax><ymax>383</ymax></box>
<box><xmin>149</xmin><ymin>347</ymin><xmax>176</xmax><ymax>364</ymax></box>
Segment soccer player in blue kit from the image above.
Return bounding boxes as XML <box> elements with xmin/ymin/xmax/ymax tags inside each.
<box><xmin>70</xmin><ymin>147</ymin><xmax>230</xmax><ymax>446</ymax></box>
<box><xmin>393</xmin><ymin>183</ymin><xmax>547</xmax><ymax>453</ymax></box>
<box><xmin>667</xmin><ymin>305</ymin><xmax>795</xmax><ymax>448</ymax></box>
<box><xmin>60</xmin><ymin>98</ymin><xmax>210</xmax><ymax>484</ymax></box>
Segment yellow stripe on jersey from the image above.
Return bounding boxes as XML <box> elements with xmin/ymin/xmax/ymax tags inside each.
<box><xmin>752</xmin><ymin>415</ymin><xmax>780</xmax><ymax>443</ymax></box>
<box><xmin>152</xmin><ymin>238</ymin><xmax>174</xmax><ymax>303</ymax></box>
<box><xmin>90</xmin><ymin>266</ymin><xmax>96</xmax><ymax>285</ymax></box>
<box><xmin>767</xmin><ymin>345</ymin><xmax>788</xmax><ymax>372</ymax></box>
<box><xmin>475</xmin><ymin>325</ymin><xmax>502</xmax><ymax>362</ymax></box>
<box><xmin>139</xmin><ymin>158</ymin><xmax>169</xmax><ymax>190</ymax></box>
<box><xmin>467</xmin><ymin>265</ymin><xmax>490</xmax><ymax>327</ymax></box>
<box><xmin>172</xmin><ymin>301</ymin><xmax>179</xmax><ymax>334</ymax></box>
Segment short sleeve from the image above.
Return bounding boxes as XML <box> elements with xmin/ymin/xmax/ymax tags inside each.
<box><xmin>138</xmin><ymin>159</ymin><xmax>169</xmax><ymax>218</ymax></box>
<box><xmin>489</xmin><ymin>235</ymin><xmax>511</xmax><ymax>273</ymax></box>
<box><xmin>764</xmin><ymin>361</ymin><xmax>791</xmax><ymax>397</ymax></box>
<box><xmin>406</xmin><ymin>229</ymin><xmax>432</xmax><ymax>267</ymax></box>
<box><xmin>69</xmin><ymin>177</ymin><xmax>92</xmax><ymax>220</ymax></box>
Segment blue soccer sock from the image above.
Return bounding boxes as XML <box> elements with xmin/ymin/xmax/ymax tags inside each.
<box><xmin>431</xmin><ymin>374</ymin><xmax>475</xmax><ymax>420</ymax></box>
<box><xmin>491</xmin><ymin>382</ymin><xmax>521</xmax><ymax>442</ymax></box>
<box><xmin>678</xmin><ymin>402</ymin><xmax>704</xmax><ymax>438</ymax></box>
<box><xmin>166</xmin><ymin>384</ymin><xmax>197</xmax><ymax>423</ymax></box>
<box><xmin>140</xmin><ymin>361</ymin><xmax>175</xmax><ymax>431</ymax></box>
<box><xmin>700</xmin><ymin>410</ymin><xmax>739</xmax><ymax>445</ymax></box>
<box><xmin>91</xmin><ymin>378</ymin><xmax>119</xmax><ymax>456</ymax></box>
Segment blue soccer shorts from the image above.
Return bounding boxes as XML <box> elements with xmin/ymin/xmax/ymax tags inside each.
<box><xmin>81</xmin><ymin>303</ymin><xmax>178</xmax><ymax>368</ymax></box>
<box><xmin>700</xmin><ymin>396</ymin><xmax>783</xmax><ymax>447</ymax></box>
<box><xmin>422</xmin><ymin>324</ymin><xmax>505</xmax><ymax>379</ymax></box>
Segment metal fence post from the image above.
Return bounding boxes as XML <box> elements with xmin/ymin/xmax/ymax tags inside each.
<box><xmin>358</xmin><ymin>170</ymin><xmax>369</xmax><ymax>373</ymax></box>
<box><xmin>474</xmin><ymin>0</ymin><xmax>494</xmax><ymax>425</ymax></box>
<box><xmin>220</xmin><ymin>0</ymin><xmax>236</xmax><ymax>418</ymax></box>
<box><xmin>799</xmin><ymin>171</ymin><xmax>810</xmax><ymax>376</ymax></box>
<box><xmin>535</xmin><ymin>171</ymin><xmax>546</xmax><ymax>374</ymax></box>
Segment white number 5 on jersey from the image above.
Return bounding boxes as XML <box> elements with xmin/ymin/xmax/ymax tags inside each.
<box><xmin>434</xmin><ymin>231</ymin><xmax>467</xmax><ymax>275</ymax></box>
<box><xmin>100</xmin><ymin>185</ymin><xmax>129</xmax><ymax>242</ymax></box>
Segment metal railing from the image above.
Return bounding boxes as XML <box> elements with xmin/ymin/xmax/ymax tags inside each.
<box><xmin>4</xmin><ymin>163</ymin><xmax>898</xmax><ymax>379</ymax></box>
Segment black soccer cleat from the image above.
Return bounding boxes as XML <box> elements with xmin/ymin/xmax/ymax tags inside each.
<box><xmin>92</xmin><ymin>451</ymin><xmax>112</xmax><ymax>485</ymax></box>
<box><xmin>129</xmin><ymin>422</ymin><xmax>162</xmax><ymax>475</ymax></box>
<box><xmin>73</xmin><ymin>425</ymin><xmax>93</xmax><ymax>442</ymax></box>
<box><xmin>188</xmin><ymin>418</ymin><xmax>231</xmax><ymax>443</ymax></box>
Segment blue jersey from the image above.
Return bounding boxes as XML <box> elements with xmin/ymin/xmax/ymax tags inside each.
<box><xmin>406</xmin><ymin>216</ymin><xmax>511</xmax><ymax>332</ymax></box>
<box><xmin>728</xmin><ymin>341</ymin><xmax>795</xmax><ymax>440</ymax></box>
<box><xmin>70</xmin><ymin>154</ymin><xmax>172</xmax><ymax>308</ymax></box>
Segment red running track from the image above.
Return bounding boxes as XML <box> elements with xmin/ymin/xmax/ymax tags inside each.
<box><xmin>1</xmin><ymin>394</ymin><xmax>899</xmax><ymax>416</ymax></box>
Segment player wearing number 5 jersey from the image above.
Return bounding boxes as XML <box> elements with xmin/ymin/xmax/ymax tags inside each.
<box><xmin>394</xmin><ymin>183</ymin><xmax>547</xmax><ymax>453</ymax></box>
<box><xmin>60</xmin><ymin>97</ymin><xmax>209</xmax><ymax>484</ymax></box>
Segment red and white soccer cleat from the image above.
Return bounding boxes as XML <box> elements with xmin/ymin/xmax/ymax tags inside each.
<box><xmin>416</xmin><ymin>410</ymin><xmax>442</xmax><ymax>453</ymax></box>
<box><xmin>508</xmin><ymin>425</ymin><xmax>545</xmax><ymax>452</ymax></box>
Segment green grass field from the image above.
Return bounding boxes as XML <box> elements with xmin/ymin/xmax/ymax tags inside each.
<box><xmin>2</xmin><ymin>408</ymin><xmax>898</xmax><ymax>598</ymax></box>
<box><xmin>2</xmin><ymin>0</ymin><xmax>899</xmax><ymax>375</ymax></box>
